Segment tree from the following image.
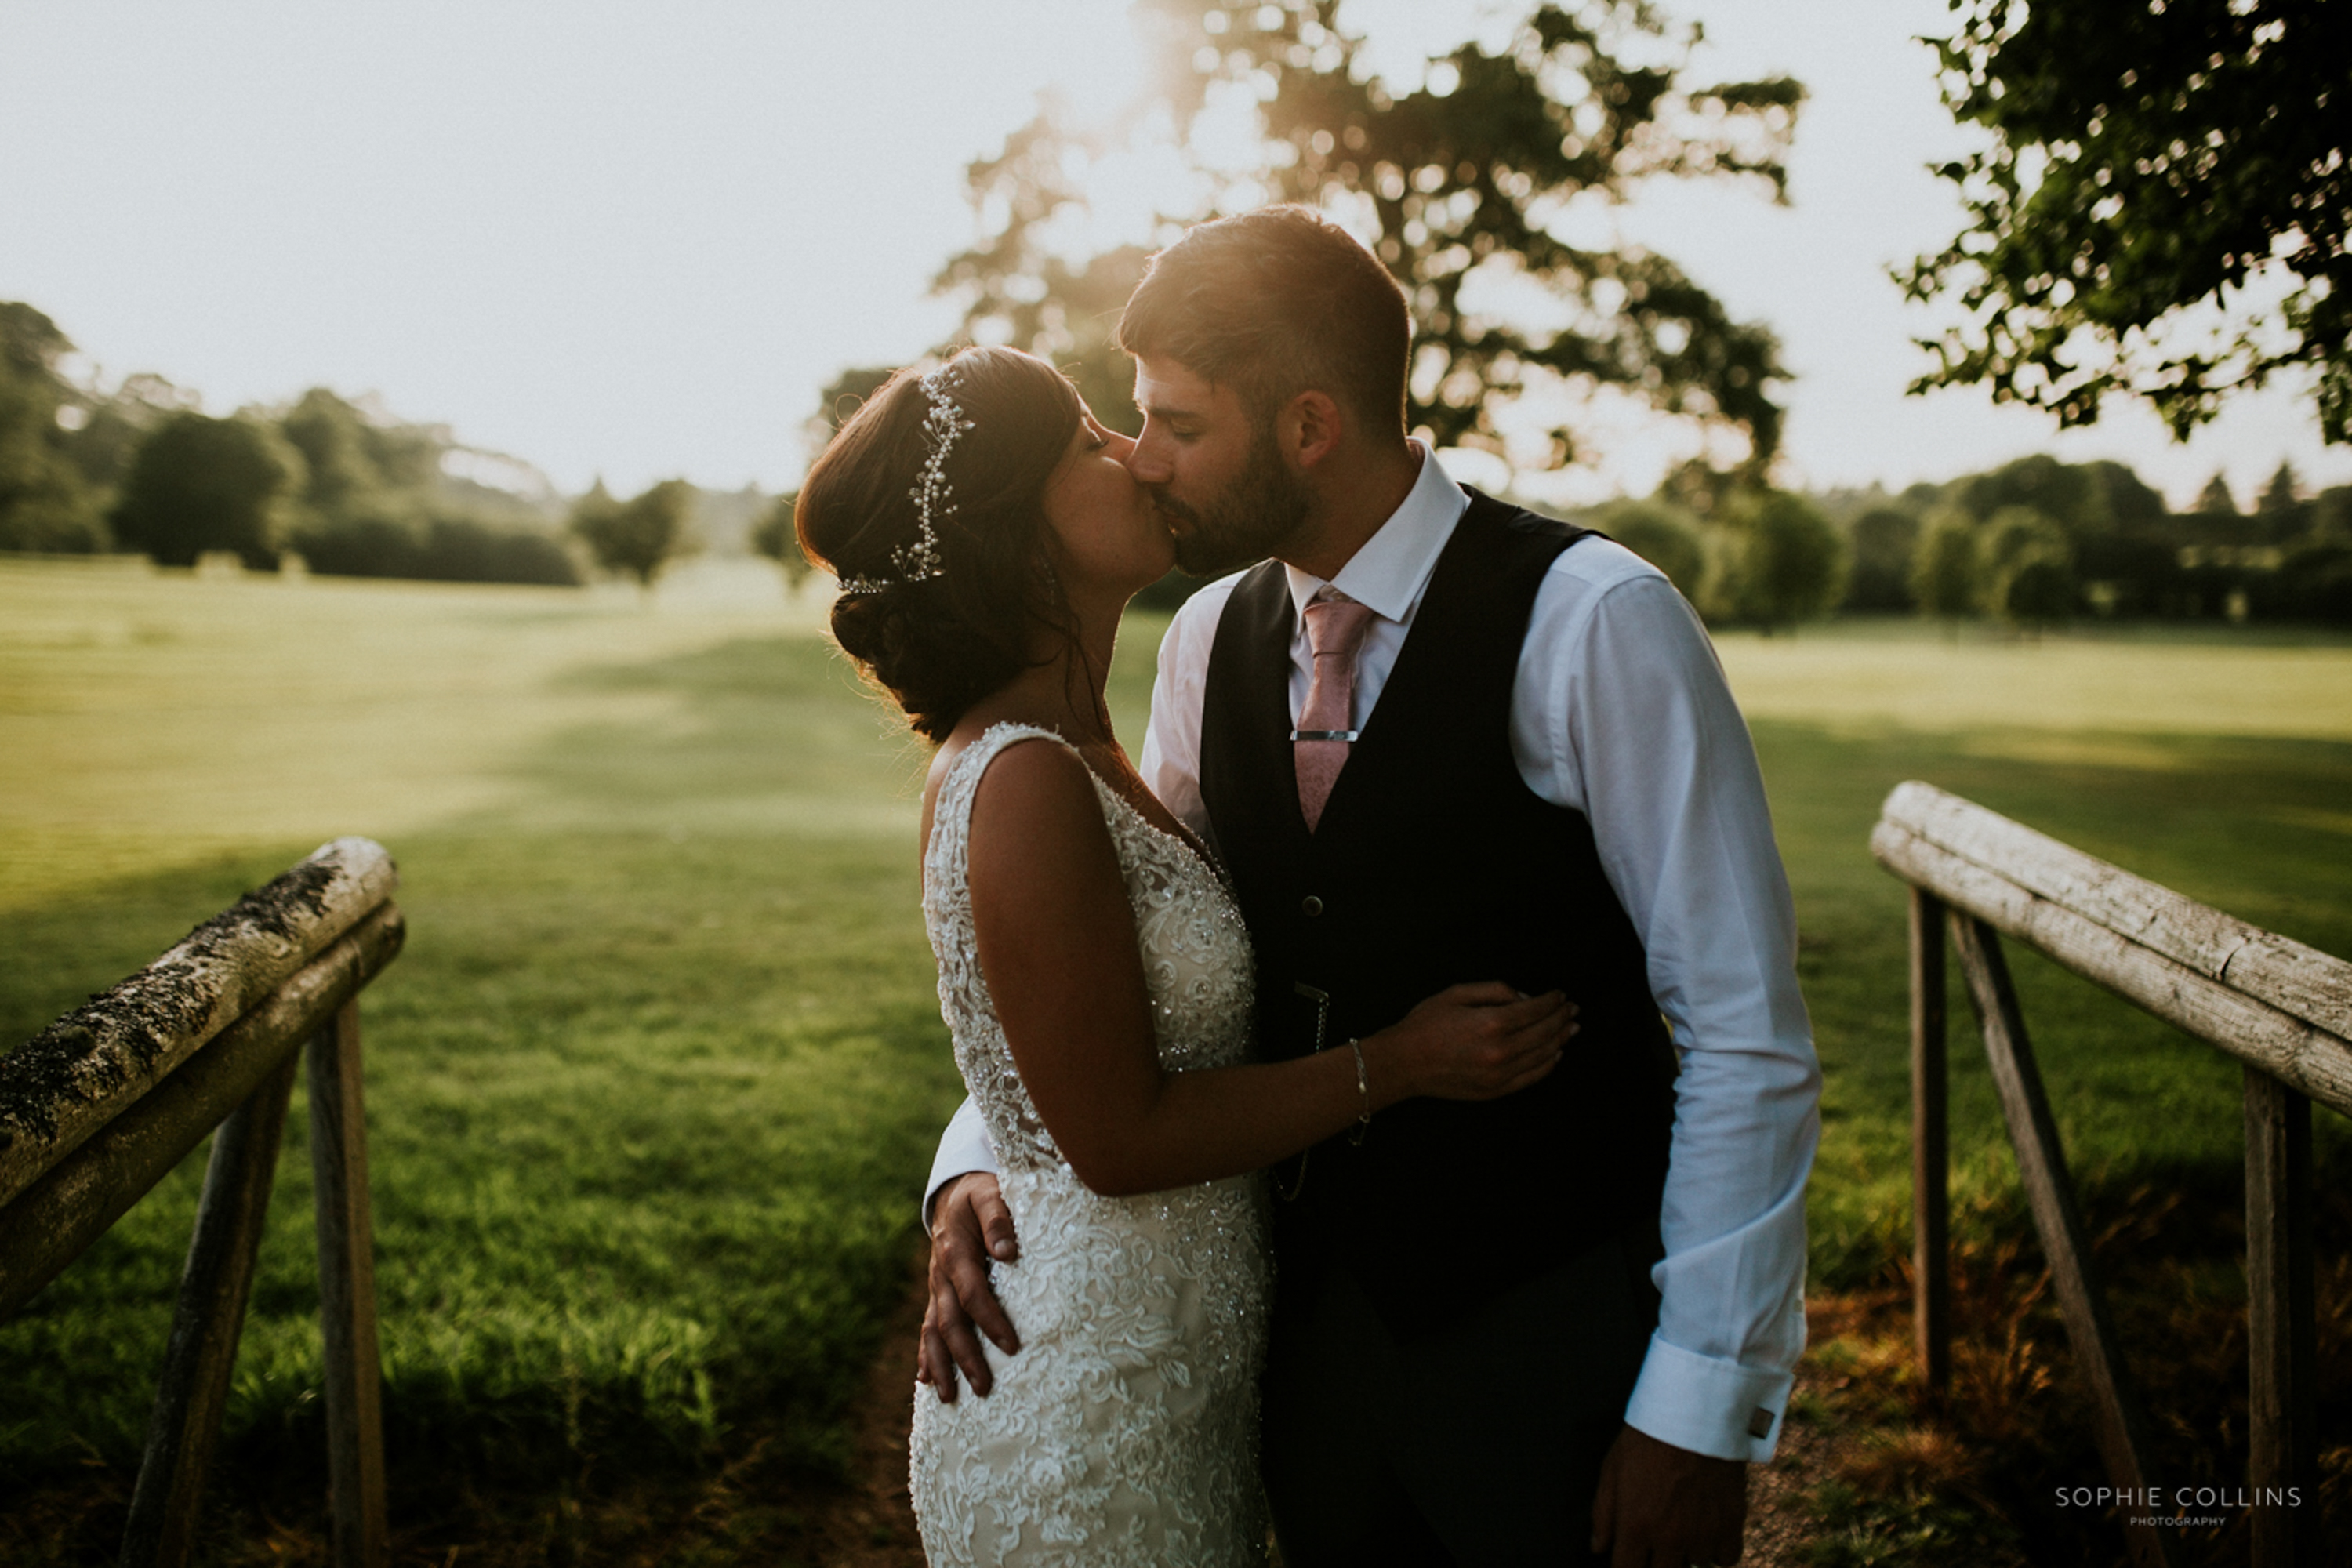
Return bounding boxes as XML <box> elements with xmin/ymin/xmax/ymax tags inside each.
<box><xmin>280</xmin><ymin>387</ymin><xmax>390</xmax><ymax>517</ymax></box>
<box><xmin>1911</xmin><ymin>508</ymin><xmax>1982</xmax><ymax>627</ymax></box>
<box><xmin>1597</xmin><ymin>498</ymin><xmax>1706</xmax><ymax>603</ymax></box>
<box><xmin>61</xmin><ymin>372</ymin><xmax>201</xmax><ymax>503</ymax></box>
<box><xmin>1995</xmin><ymin>552</ymin><xmax>2077</xmax><ymax>630</ymax></box>
<box><xmin>572</xmin><ymin>477</ymin><xmax>696</xmax><ymax>588</ymax></box>
<box><xmin>939</xmin><ymin>1</ymin><xmax>1802</xmax><ymax>479</ymax></box>
<box><xmin>1844</xmin><ymin>506</ymin><xmax>1921</xmax><ymax>612</ymax></box>
<box><xmin>2195</xmin><ymin>473</ymin><xmax>2238</xmax><ymax>516</ymax></box>
<box><xmin>2256</xmin><ymin>458</ymin><xmax>2309</xmax><ymax>542</ymax></box>
<box><xmin>1722</xmin><ymin>489</ymin><xmax>1844</xmax><ymax>632</ymax></box>
<box><xmin>270</xmin><ymin>386</ymin><xmax>577</xmax><ymax>586</ymax></box>
<box><xmin>1944</xmin><ymin>452</ymin><xmax>2088</xmax><ymax>530</ymax></box>
<box><xmin>1976</xmin><ymin>505</ymin><xmax>2076</xmax><ymax>628</ymax></box>
<box><xmin>1903</xmin><ymin>0</ymin><xmax>2352</xmax><ymax>442</ymax></box>
<box><xmin>751</xmin><ymin>492</ymin><xmax>812</xmax><ymax>591</ymax></box>
<box><xmin>0</xmin><ymin>302</ymin><xmax>105</xmax><ymax>553</ymax></box>
<box><xmin>808</xmin><ymin>366</ymin><xmax>898</xmax><ymax>448</ymax></box>
<box><xmin>110</xmin><ymin>412</ymin><xmax>303</xmax><ymax>568</ymax></box>
<box><xmin>2259</xmin><ymin>459</ymin><xmax>2300</xmax><ymax>515</ymax></box>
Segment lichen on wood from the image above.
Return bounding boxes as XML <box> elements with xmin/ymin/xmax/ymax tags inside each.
<box><xmin>0</xmin><ymin>902</ymin><xmax>405</xmax><ymax>1318</ymax></box>
<box><xmin>1870</xmin><ymin>786</ymin><xmax>2352</xmax><ymax>1116</ymax></box>
<box><xmin>0</xmin><ymin>837</ymin><xmax>397</xmax><ymax>1209</ymax></box>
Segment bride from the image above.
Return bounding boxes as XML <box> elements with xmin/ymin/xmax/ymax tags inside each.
<box><xmin>794</xmin><ymin>346</ymin><xmax>1576</xmax><ymax>1566</ymax></box>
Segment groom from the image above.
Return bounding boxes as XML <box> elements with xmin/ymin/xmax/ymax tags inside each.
<box><xmin>920</xmin><ymin>205</ymin><xmax>1820</xmax><ymax>1567</ymax></box>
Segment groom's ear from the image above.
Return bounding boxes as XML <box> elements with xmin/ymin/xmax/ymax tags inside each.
<box><xmin>1276</xmin><ymin>389</ymin><xmax>1345</xmax><ymax>473</ymax></box>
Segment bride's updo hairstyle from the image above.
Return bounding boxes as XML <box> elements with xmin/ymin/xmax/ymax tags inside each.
<box><xmin>796</xmin><ymin>347</ymin><xmax>1084</xmax><ymax>741</ymax></box>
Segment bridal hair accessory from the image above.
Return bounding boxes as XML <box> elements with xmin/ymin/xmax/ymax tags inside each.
<box><xmin>836</xmin><ymin>365</ymin><xmax>975</xmax><ymax>597</ymax></box>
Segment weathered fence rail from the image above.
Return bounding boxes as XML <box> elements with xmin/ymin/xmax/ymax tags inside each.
<box><xmin>1873</xmin><ymin>782</ymin><xmax>2351</xmax><ymax>1568</ymax></box>
<box><xmin>0</xmin><ymin>838</ymin><xmax>403</xmax><ymax>1568</ymax></box>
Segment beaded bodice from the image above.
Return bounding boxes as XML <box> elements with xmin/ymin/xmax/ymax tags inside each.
<box><xmin>922</xmin><ymin>723</ymin><xmax>1257</xmax><ymax>1171</ymax></box>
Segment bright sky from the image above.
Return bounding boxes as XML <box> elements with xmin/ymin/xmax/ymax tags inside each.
<box><xmin>2</xmin><ymin>0</ymin><xmax>2342</xmax><ymax>510</ymax></box>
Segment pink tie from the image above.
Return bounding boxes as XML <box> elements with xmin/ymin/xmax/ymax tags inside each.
<box><xmin>1294</xmin><ymin>591</ymin><xmax>1376</xmax><ymax>833</ymax></box>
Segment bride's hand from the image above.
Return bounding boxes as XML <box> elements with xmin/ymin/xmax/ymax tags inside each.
<box><xmin>1367</xmin><ymin>982</ymin><xmax>1577</xmax><ymax>1104</ymax></box>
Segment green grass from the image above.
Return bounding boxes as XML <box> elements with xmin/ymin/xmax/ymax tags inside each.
<box><xmin>0</xmin><ymin>563</ymin><xmax>974</xmax><ymax>1526</ymax></box>
<box><xmin>1750</xmin><ymin>718</ymin><xmax>2352</xmax><ymax>1283</ymax></box>
<box><xmin>2</xmin><ymin>560</ymin><xmax>2350</xmax><ymax>1557</ymax></box>
<box><xmin>2</xmin><ymin>645</ymin><xmax>963</xmax><ymax>1475</ymax></box>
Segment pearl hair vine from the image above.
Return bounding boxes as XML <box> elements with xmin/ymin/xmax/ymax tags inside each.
<box><xmin>834</xmin><ymin>364</ymin><xmax>975</xmax><ymax>597</ymax></box>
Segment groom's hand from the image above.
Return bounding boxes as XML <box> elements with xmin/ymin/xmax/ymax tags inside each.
<box><xmin>916</xmin><ymin>1172</ymin><xmax>1022</xmax><ymax>1401</ymax></box>
<box><xmin>1590</xmin><ymin>1424</ymin><xmax>1747</xmax><ymax>1567</ymax></box>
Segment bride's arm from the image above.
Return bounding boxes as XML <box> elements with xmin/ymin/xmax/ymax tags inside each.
<box><xmin>969</xmin><ymin>739</ymin><xmax>1570</xmax><ymax>1198</ymax></box>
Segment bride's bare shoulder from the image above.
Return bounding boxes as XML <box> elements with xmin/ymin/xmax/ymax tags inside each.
<box><xmin>924</xmin><ymin>720</ymin><xmax>1090</xmax><ymax>848</ymax></box>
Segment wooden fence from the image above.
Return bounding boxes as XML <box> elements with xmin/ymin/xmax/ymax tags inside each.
<box><xmin>0</xmin><ymin>839</ymin><xmax>404</xmax><ymax>1568</ymax></box>
<box><xmin>1872</xmin><ymin>782</ymin><xmax>2351</xmax><ymax>1568</ymax></box>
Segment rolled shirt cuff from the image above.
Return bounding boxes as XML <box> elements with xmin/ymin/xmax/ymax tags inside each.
<box><xmin>923</xmin><ymin>1098</ymin><xmax>998</xmax><ymax>1233</ymax></box>
<box><xmin>1622</xmin><ymin>1332</ymin><xmax>1795</xmax><ymax>1463</ymax></box>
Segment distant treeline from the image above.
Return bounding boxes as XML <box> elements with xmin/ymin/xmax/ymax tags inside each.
<box><xmin>0</xmin><ymin>301</ymin><xmax>587</xmax><ymax>583</ymax></box>
<box><xmin>0</xmin><ymin>299</ymin><xmax>809</xmax><ymax>592</ymax></box>
<box><xmin>1575</xmin><ymin>455</ymin><xmax>2352</xmax><ymax>631</ymax></box>
<box><xmin>9</xmin><ymin>299</ymin><xmax>2345</xmax><ymax>622</ymax></box>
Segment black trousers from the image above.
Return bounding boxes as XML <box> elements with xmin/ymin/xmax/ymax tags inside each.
<box><xmin>1261</xmin><ymin>1238</ymin><xmax>1656</xmax><ymax>1567</ymax></box>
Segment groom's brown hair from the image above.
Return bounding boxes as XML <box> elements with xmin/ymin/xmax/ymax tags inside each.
<box><xmin>1116</xmin><ymin>205</ymin><xmax>1410</xmax><ymax>436</ymax></box>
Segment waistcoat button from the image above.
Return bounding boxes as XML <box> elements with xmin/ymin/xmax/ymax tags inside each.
<box><xmin>1301</xmin><ymin>895</ymin><xmax>1324</xmax><ymax>917</ymax></box>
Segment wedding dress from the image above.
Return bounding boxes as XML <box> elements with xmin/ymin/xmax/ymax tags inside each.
<box><xmin>909</xmin><ymin>724</ymin><xmax>1272</xmax><ymax>1567</ymax></box>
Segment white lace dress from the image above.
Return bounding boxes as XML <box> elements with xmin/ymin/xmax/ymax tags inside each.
<box><xmin>910</xmin><ymin>724</ymin><xmax>1272</xmax><ymax>1567</ymax></box>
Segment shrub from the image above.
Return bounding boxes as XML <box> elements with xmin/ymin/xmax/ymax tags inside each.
<box><xmin>1722</xmin><ymin>489</ymin><xmax>1846</xmax><ymax>632</ymax></box>
<box><xmin>573</xmin><ymin>479</ymin><xmax>696</xmax><ymax>587</ymax></box>
<box><xmin>293</xmin><ymin>505</ymin><xmax>581</xmax><ymax>586</ymax></box>
<box><xmin>0</xmin><ymin>479</ymin><xmax>107</xmax><ymax>554</ymax></box>
<box><xmin>2252</xmin><ymin>542</ymin><xmax>2352</xmax><ymax>625</ymax></box>
<box><xmin>1911</xmin><ymin>508</ymin><xmax>1981</xmax><ymax>623</ymax></box>
<box><xmin>750</xmin><ymin>492</ymin><xmax>814</xmax><ymax>592</ymax></box>
<box><xmin>1976</xmin><ymin>506</ymin><xmax>2077</xmax><ymax>628</ymax></box>
<box><xmin>1597</xmin><ymin>499</ymin><xmax>1708</xmax><ymax>603</ymax></box>
<box><xmin>1843</xmin><ymin>507</ymin><xmax>1920</xmax><ymax>612</ymax></box>
<box><xmin>111</xmin><ymin>413</ymin><xmax>302</xmax><ymax>569</ymax></box>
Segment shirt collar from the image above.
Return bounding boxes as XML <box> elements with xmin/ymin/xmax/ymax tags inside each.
<box><xmin>1283</xmin><ymin>443</ymin><xmax>1469</xmax><ymax>626</ymax></box>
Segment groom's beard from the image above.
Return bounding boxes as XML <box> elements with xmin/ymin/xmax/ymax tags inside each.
<box><xmin>1155</xmin><ymin>426</ymin><xmax>1312</xmax><ymax>578</ymax></box>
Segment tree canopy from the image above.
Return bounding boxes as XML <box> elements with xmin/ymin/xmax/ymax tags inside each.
<box><xmin>1903</xmin><ymin>0</ymin><xmax>2351</xmax><ymax>442</ymax></box>
<box><xmin>1719</xmin><ymin>489</ymin><xmax>1845</xmax><ymax>631</ymax></box>
<box><xmin>110</xmin><ymin>412</ymin><xmax>303</xmax><ymax>568</ymax></box>
<box><xmin>0</xmin><ymin>303</ymin><xmax>106</xmax><ymax>553</ymax></box>
<box><xmin>572</xmin><ymin>478</ymin><xmax>698</xmax><ymax>588</ymax></box>
<box><xmin>935</xmin><ymin>0</ymin><xmax>1802</xmax><ymax>480</ymax></box>
<box><xmin>1910</xmin><ymin>508</ymin><xmax>1982</xmax><ymax>622</ymax></box>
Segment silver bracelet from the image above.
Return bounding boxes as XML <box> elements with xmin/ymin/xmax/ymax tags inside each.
<box><xmin>1347</xmin><ymin>1037</ymin><xmax>1371</xmax><ymax>1144</ymax></box>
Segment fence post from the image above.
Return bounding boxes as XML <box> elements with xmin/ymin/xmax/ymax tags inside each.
<box><xmin>117</xmin><ymin>1048</ymin><xmax>303</xmax><ymax>1568</ymax></box>
<box><xmin>2244</xmin><ymin>1065</ymin><xmax>2318</xmax><ymax>1568</ymax></box>
<box><xmin>1875</xmin><ymin>783</ymin><xmax>2352</xmax><ymax>1567</ymax></box>
<box><xmin>1910</xmin><ymin>886</ymin><xmax>1950</xmax><ymax>1394</ymax></box>
<box><xmin>307</xmin><ymin>1001</ymin><xmax>387</xmax><ymax>1568</ymax></box>
<box><xmin>1950</xmin><ymin>913</ymin><xmax>2174</xmax><ymax>1568</ymax></box>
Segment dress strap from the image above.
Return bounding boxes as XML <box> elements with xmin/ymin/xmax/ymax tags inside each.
<box><xmin>925</xmin><ymin>724</ymin><xmax>1083</xmax><ymax>884</ymax></box>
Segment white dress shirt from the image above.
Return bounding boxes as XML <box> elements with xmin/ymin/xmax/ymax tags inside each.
<box><xmin>926</xmin><ymin>447</ymin><xmax>1820</xmax><ymax>1464</ymax></box>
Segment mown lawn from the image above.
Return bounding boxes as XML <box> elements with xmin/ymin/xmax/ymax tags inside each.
<box><xmin>2</xmin><ymin>559</ymin><xmax>969</xmax><ymax>1561</ymax></box>
<box><xmin>2</xmin><ymin>560</ymin><xmax>2349</xmax><ymax>1562</ymax></box>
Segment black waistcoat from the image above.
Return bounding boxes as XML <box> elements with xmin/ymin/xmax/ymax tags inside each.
<box><xmin>1198</xmin><ymin>488</ymin><xmax>1677</xmax><ymax>1335</ymax></box>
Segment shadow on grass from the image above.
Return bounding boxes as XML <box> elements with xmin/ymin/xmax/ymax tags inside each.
<box><xmin>6</xmin><ymin>634</ymin><xmax>2350</xmax><ymax>1563</ymax></box>
<box><xmin>2</xmin><ymin>634</ymin><xmax>960</xmax><ymax>1564</ymax></box>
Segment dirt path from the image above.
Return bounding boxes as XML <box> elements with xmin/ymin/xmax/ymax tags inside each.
<box><xmin>1741</xmin><ymin>1373</ymin><xmax>1830</xmax><ymax>1567</ymax></box>
<box><xmin>804</xmin><ymin>1266</ymin><xmax>931</xmax><ymax>1567</ymax></box>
